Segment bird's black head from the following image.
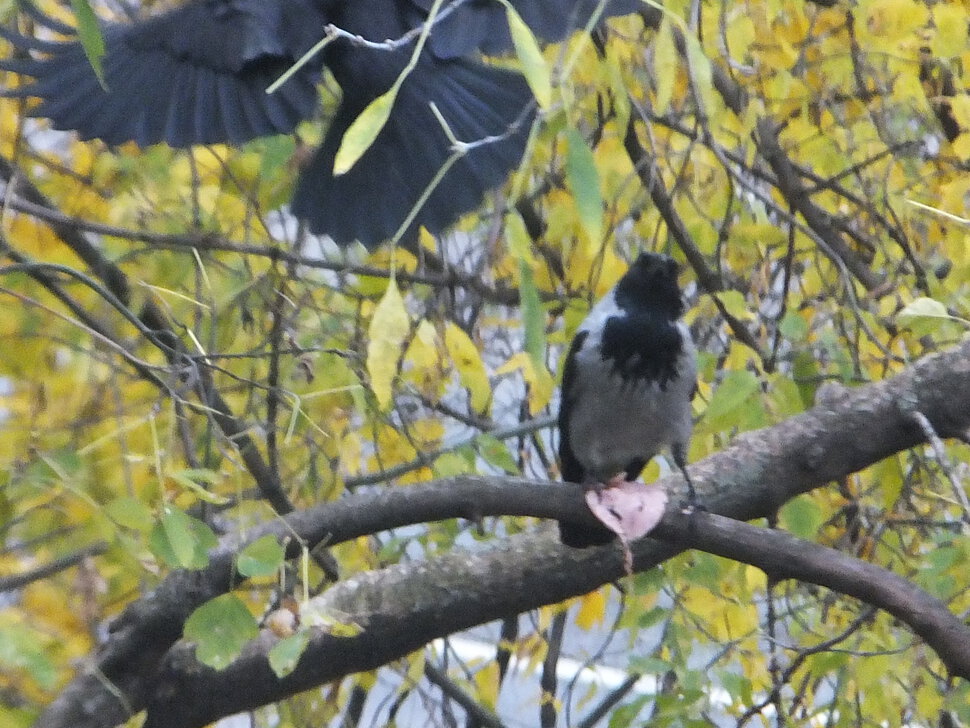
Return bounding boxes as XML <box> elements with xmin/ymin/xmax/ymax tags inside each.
<box><xmin>613</xmin><ymin>252</ymin><xmax>684</xmax><ymax>319</ymax></box>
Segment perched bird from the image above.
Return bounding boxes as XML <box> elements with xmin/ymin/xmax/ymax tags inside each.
<box><xmin>0</xmin><ymin>0</ymin><xmax>640</xmax><ymax>248</ymax></box>
<box><xmin>557</xmin><ymin>252</ymin><xmax>698</xmax><ymax>548</ymax></box>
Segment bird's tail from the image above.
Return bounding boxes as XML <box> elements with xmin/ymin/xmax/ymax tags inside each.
<box><xmin>558</xmin><ymin>520</ymin><xmax>615</xmax><ymax>549</ymax></box>
<box><xmin>291</xmin><ymin>54</ymin><xmax>534</xmax><ymax>248</ymax></box>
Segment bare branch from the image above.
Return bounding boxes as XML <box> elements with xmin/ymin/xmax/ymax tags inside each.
<box><xmin>0</xmin><ymin>154</ymin><xmax>294</xmax><ymax>515</ymax></box>
<box><xmin>0</xmin><ymin>542</ymin><xmax>108</xmax><ymax>592</ymax></box>
<box><xmin>423</xmin><ymin>662</ymin><xmax>506</xmax><ymax>728</ymax></box>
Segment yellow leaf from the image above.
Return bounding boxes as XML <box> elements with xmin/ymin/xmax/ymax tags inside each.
<box><xmin>724</xmin><ymin>12</ymin><xmax>755</xmax><ymax>58</ymax></box>
<box><xmin>334</xmin><ymin>86</ymin><xmax>398</xmax><ymax>176</ymax></box>
<box><xmin>574</xmin><ymin>588</ymin><xmax>607</xmax><ymax>630</ymax></box>
<box><xmin>402</xmin><ymin>320</ymin><xmax>445</xmax><ymax>402</ymax></box>
<box><xmin>653</xmin><ymin>16</ymin><xmax>677</xmax><ymax>115</ymax></box>
<box><xmin>861</xmin><ymin>0</ymin><xmax>929</xmax><ymax>48</ymax></box>
<box><xmin>369</xmin><ymin>425</ymin><xmax>432</xmax><ymax>483</ymax></box>
<box><xmin>366</xmin><ymin>280</ymin><xmax>410</xmax><ymax>410</ymax></box>
<box><xmin>715</xmin><ymin>290</ymin><xmax>755</xmax><ymax>321</ymax></box>
<box><xmin>504</xmin><ymin>210</ymin><xmax>536</xmax><ymax>264</ymax></box>
<box><xmin>506</xmin><ymin>4</ymin><xmax>552</xmax><ymax>109</ymax></box>
<box><xmin>407</xmin><ymin>320</ymin><xmax>440</xmax><ymax>369</ymax></box>
<box><xmin>495</xmin><ymin>352</ymin><xmax>554</xmax><ymax>413</ymax></box>
<box><xmin>948</xmin><ymin>95</ymin><xmax>970</xmax><ymax>133</ymax></box>
<box><xmin>21</xmin><ymin>581</ymin><xmax>92</xmax><ymax>655</ymax></box>
<box><xmin>444</xmin><ymin>323</ymin><xmax>492</xmax><ymax>415</ymax></box>
<box><xmin>474</xmin><ymin>662</ymin><xmax>500</xmax><ymax>709</ymax></box>
<box><xmin>418</xmin><ymin>226</ymin><xmax>436</xmax><ymax>252</ymax></box>
<box><xmin>404</xmin><ymin>649</ymin><xmax>426</xmax><ymax>686</ymax></box>
<box><xmin>931</xmin><ymin>5</ymin><xmax>966</xmax><ymax>58</ymax></box>
<box><xmin>953</xmin><ymin>133</ymin><xmax>970</xmax><ymax>163</ymax></box>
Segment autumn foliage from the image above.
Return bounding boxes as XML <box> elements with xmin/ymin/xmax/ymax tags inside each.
<box><xmin>1</xmin><ymin>0</ymin><xmax>970</xmax><ymax>726</ymax></box>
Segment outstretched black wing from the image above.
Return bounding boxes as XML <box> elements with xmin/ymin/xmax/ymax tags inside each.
<box><xmin>0</xmin><ymin>0</ymin><xmax>326</xmax><ymax>146</ymax></box>
<box><xmin>293</xmin><ymin>51</ymin><xmax>533</xmax><ymax>247</ymax></box>
<box><xmin>556</xmin><ymin>330</ymin><xmax>617</xmax><ymax>548</ymax></box>
<box><xmin>1</xmin><ymin>0</ymin><xmax>642</xmax><ymax>246</ymax></box>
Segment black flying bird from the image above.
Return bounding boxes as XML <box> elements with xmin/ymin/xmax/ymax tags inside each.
<box><xmin>0</xmin><ymin>0</ymin><xmax>640</xmax><ymax>247</ymax></box>
<box><xmin>557</xmin><ymin>252</ymin><xmax>698</xmax><ymax>548</ymax></box>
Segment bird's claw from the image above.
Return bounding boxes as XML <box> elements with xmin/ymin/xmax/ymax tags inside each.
<box><xmin>583</xmin><ymin>474</ymin><xmax>630</xmax><ymax>495</ymax></box>
<box><xmin>679</xmin><ymin>497</ymin><xmax>707</xmax><ymax>515</ymax></box>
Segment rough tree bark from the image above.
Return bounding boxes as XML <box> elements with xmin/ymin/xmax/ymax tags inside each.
<box><xmin>34</xmin><ymin>338</ymin><xmax>970</xmax><ymax>728</ymax></box>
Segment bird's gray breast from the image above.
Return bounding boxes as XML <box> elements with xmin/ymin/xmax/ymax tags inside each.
<box><xmin>565</xmin><ymin>326</ymin><xmax>695</xmax><ymax>482</ymax></box>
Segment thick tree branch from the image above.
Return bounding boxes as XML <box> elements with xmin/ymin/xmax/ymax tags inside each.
<box><xmin>138</xmin><ymin>511</ymin><xmax>970</xmax><ymax>728</ymax></box>
<box><xmin>37</xmin><ymin>338</ymin><xmax>970</xmax><ymax>728</ymax></box>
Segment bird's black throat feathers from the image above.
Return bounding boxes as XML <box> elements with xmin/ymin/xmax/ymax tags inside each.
<box><xmin>600</xmin><ymin>254</ymin><xmax>686</xmax><ymax>388</ymax></box>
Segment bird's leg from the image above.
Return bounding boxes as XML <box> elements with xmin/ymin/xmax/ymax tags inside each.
<box><xmin>605</xmin><ymin>473</ymin><xmax>630</xmax><ymax>489</ymax></box>
<box><xmin>582</xmin><ymin>473</ymin><xmax>629</xmax><ymax>495</ymax></box>
<box><xmin>672</xmin><ymin>443</ymin><xmax>702</xmax><ymax>513</ymax></box>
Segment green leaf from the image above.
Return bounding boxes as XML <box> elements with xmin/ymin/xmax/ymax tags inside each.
<box><xmin>433</xmin><ymin>449</ymin><xmax>476</xmax><ymax>478</ymax></box>
<box><xmin>255</xmin><ymin>137</ymin><xmax>297</xmax><ymax>207</ymax></box>
<box><xmin>505</xmin><ymin>4</ymin><xmax>551</xmax><ymax>109</ymax></box>
<box><xmin>719</xmin><ymin>672</ymin><xmax>754</xmax><ymax>705</ymax></box>
<box><xmin>35</xmin><ymin>449</ymin><xmax>84</xmax><ymax>484</ymax></box>
<box><xmin>779</xmin><ymin>311</ymin><xmax>809</xmax><ymax>341</ymax></box>
<box><xmin>0</xmin><ymin>625</ymin><xmax>58</xmax><ymax>690</ymax></box>
<box><xmin>237</xmin><ymin>534</ymin><xmax>286</xmax><ymax>579</ymax></box>
<box><xmin>944</xmin><ymin>682</ymin><xmax>970</xmax><ymax>722</ymax></box>
<box><xmin>704</xmin><ymin>370</ymin><xmax>760</xmax><ymax>426</ymax></box>
<box><xmin>636</xmin><ymin>605</ymin><xmax>668</xmax><ymax>629</ymax></box>
<box><xmin>899</xmin><ymin>296</ymin><xmax>948</xmax><ymax>319</ymax></box>
<box><xmin>475</xmin><ymin>433</ymin><xmax>520</xmax><ymax>474</ymax></box>
<box><xmin>683</xmin><ymin>551</ymin><xmax>723</xmax><ymax>591</ymax></box>
<box><xmin>873</xmin><ymin>455</ymin><xmax>904</xmax><ymax>510</ymax></box>
<box><xmin>166</xmin><ymin>468</ymin><xmax>230</xmax><ymax>505</ymax></box>
<box><xmin>716</xmin><ymin>290</ymin><xmax>754</xmax><ymax>321</ymax></box>
<box><xmin>149</xmin><ymin>507</ymin><xmax>218</xmax><ymax>570</ymax></box>
<box><xmin>105</xmin><ymin>496</ymin><xmax>154</xmax><ymax>532</ymax></box>
<box><xmin>301</xmin><ymin>603</ymin><xmax>364</xmax><ymax>636</ymax></box>
<box><xmin>268</xmin><ymin>630</ymin><xmax>311</xmax><ymax>678</ymax></box>
<box><xmin>628</xmin><ymin>655</ymin><xmax>671</xmax><ymax>674</ymax></box>
<box><xmin>70</xmin><ymin>0</ymin><xmax>106</xmax><ymax>88</ymax></box>
<box><xmin>608</xmin><ymin>696</ymin><xmax>651</xmax><ymax>728</ymax></box>
<box><xmin>518</xmin><ymin>259</ymin><xmax>545</xmax><ymax>368</ymax></box>
<box><xmin>161</xmin><ymin>507</ymin><xmax>197</xmax><ymax>568</ymax></box>
<box><xmin>897</xmin><ymin>296</ymin><xmax>967</xmax><ymax>335</ymax></box>
<box><xmin>682</xmin><ymin>30</ymin><xmax>716</xmax><ymax>119</ymax></box>
<box><xmin>780</xmin><ymin>496</ymin><xmax>823</xmax><ymax>540</ymax></box>
<box><xmin>564</xmin><ymin>127</ymin><xmax>603</xmax><ymax>250</ymax></box>
<box><xmin>333</xmin><ymin>87</ymin><xmax>399</xmax><ymax>176</ymax></box>
<box><xmin>767</xmin><ymin>373</ymin><xmax>804</xmax><ymax>418</ymax></box>
<box><xmin>184</xmin><ymin>594</ymin><xmax>259</xmax><ymax>670</ymax></box>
